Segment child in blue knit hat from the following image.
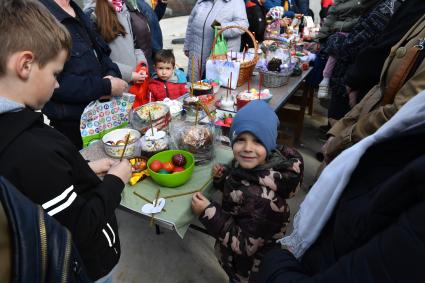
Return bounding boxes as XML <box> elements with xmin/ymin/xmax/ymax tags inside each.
<box><xmin>192</xmin><ymin>100</ymin><xmax>304</xmax><ymax>282</ymax></box>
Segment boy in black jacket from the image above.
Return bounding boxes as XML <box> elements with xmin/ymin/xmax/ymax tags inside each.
<box><xmin>0</xmin><ymin>0</ymin><xmax>132</xmax><ymax>281</ymax></box>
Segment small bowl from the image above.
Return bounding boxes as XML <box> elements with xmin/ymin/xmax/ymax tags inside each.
<box><xmin>102</xmin><ymin>129</ymin><xmax>141</xmax><ymax>158</ymax></box>
<box><xmin>147</xmin><ymin>150</ymin><xmax>194</xmax><ymax>188</ymax></box>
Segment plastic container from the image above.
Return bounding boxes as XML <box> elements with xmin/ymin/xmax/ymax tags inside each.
<box><xmin>140</xmin><ymin>133</ymin><xmax>169</xmax><ymax>158</ymax></box>
<box><xmin>102</xmin><ymin>129</ymin><xmax>141</xmax><ymax>158</ymax></box>
<box><xmin>147</xmin><ymin>150</ymin><xmax>195</xmax><ymax>187</ymax></box>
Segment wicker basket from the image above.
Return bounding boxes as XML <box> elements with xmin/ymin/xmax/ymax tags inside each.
<box><xmin>260</xmin><ymin>70</ymin><xmax>290</xmax><ymax>88</ymax></box>
<box><xmin>210</xmin><ymin>26</ymin><xmax>259</xmax><ymax>87</ymax></box>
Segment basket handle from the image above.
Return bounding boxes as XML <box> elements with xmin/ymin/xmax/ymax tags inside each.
<box><xmin>211</xmin><ymin>25</ymin><xmax>259</xmax><ymax>62</ymax></box>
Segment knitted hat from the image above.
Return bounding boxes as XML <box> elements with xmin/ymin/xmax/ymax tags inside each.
<box><xmin>230</xmin><ymin>100</ymin><xmax>279</xmax><ymax>153</ymax></box>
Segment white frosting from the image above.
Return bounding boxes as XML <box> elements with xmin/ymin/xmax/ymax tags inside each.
<box><xmin>238</xmin><ymin>88</ymin><xmax>272</xmax><ymax>100</ymax></box>
<box><xmin>162</xmin><ymin>98</ymin><xmax>183</xmax><ymax>115</ymax></box>
<box><xmin>145</xmin><ymin>128</ymin><xmax>166</xmax><ymax>141</ymax></box>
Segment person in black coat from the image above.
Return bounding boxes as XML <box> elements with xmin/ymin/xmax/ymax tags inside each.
<box><xmin>39</xmin><ymin>0</ymin><xmax>129</xmax><ymax>149</ymax></box>
<box><xmin>241</xmin><ymin>0</ymin><xmax>266</xmax><ymax>50</ymax></box>
<box><xmin>258</xmin><ymin>90</ymin><xmax>425</xmax><ymax>282</ymax></box>
<box><xmin>328</xmin><ymin>0</ymin><xmax>425</xmax><ymax>120</ymax></box>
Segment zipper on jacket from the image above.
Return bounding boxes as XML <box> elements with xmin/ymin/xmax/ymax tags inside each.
<box><xmin>38</xmin><ymin>206</ymin><xmax>48</xmax><ymax>283</ymax></box>
<box><xmin>200</xmin><ymin>1</ymin><xmax>217</xmax><ymax>79</ymax></box>
<box><xmin>415</xmin><ymin>38</ymin><xmax>425</xmax><ymax>50</ymax></box>
<box><xmin>164</xmin><ymin>82</ymin><xmax>170</xmax><ymax>97</ymax></box>
<box><xmin>61</xmin><ymin>229</ymin><xmax>72</xmax><ymax>283</ymax></box>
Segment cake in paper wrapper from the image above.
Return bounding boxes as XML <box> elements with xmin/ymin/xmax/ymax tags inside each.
<box><xmin>130</xmin><ymin>102</ymin><xmax>171</xmax><ymax>133</ymax></box>
<box><xmin>172</xmin><ymin>123</ymin><xmax>214</xmax><ymax>165</ymax></box>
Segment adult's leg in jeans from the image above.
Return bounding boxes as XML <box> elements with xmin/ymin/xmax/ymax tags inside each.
<box><xmin>328</xmin><ymin>82</ymin><xmax>351</xmax><ymax>121</ymax></box>
<box><xmin>50</xmin><ymin>120</ymin><xmax>83</xmax><ymax>150</ymax></box>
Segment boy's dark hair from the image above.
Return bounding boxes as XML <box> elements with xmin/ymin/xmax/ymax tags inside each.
<box><xmin>0</xmin><ymin>0</ymin><xmax>72</xmax><ymax>76</ymax></box>
<box><xmin>154</xmin><ymin>49</ymin><xmax>176</xmax><ymax>66</ymax></box>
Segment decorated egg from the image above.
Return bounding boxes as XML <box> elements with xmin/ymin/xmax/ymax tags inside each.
<box><xmin>172</xmin><ymin>154</ymin><xmax>187</xmax><ymax>167</ymax></box>
<box><xmin>157</xmin><ymin>169</ymin><xmax>171</xmax><ymax>174</ymax></box>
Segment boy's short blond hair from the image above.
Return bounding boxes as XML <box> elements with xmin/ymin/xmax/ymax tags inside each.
<box><xmin>0</xmin><ymin>0</ymin><xmax>71</xmax><ymax>76</ymax></box>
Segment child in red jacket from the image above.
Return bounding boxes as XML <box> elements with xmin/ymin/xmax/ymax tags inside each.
<box><xmin>148</xmin><ymin>49</ymin><xmax>187</xmax><ymax>101</ymax></box>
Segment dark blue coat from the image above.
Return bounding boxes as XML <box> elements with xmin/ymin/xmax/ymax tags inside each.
<box><xmin>137</xmin><ymin>0</ymin><xmax>166</xmax><ymax>53</ymax></box>
<box><xmin>259</xmin><ymin>126</ymin><xmax>425</xmax><ymax>282</ymax></box>
<box><xmin>39</xmin><ymin>0</ymin><xmax>121</xmax><ymax>121</ymax></box>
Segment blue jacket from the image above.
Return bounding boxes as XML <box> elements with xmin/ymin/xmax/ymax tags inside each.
<box><xmin>137</xmin><ymin>0</ymin><xmax>167</xmax><ymax>53</ymax></box>
<box><xmin>264</xmin><ymin>0</ymin><xmax>295</xmax><ymax>16</ymax></box>
<box><xmin>39</xmin><ymin>0</ymin><xmax>121</xmax><ymax>121</ymax></box>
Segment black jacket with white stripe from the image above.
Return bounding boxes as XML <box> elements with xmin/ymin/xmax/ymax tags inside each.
<box><xmin>0</xmin><ymin>108</ymin><xmax>124</xmax><ymax>280</ymax></box>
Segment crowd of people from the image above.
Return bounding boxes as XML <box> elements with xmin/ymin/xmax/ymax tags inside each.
<box><xmin>0</xmin><ymin>0</ymin><xmax>424</xmax><ymax>282</ymax></box>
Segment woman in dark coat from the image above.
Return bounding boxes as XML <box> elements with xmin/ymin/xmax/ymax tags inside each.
<box><xmin>259</xmin><ymin>90</ymin><xmax>425</xmax><ymax>283</ymax></box>
<box><xmin>327</xmin><ymin>0</ymin><xmax>425</xmax><ymax>120</ymax></box>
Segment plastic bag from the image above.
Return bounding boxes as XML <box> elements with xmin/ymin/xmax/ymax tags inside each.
<box><xmin>169</xmin><ymin>120</ymin><xmax>215</xmax><ymax>165</ymax></box>
<box><xmin>80</xmin><ymin>93</ymin><xmax>135</xmax><ymax>147</ymax></box>
<box><xmin>128</xmin><ymin>63</ymin><xmax>149</xmax><ymax>109</ymax></box>
<box><xmin>129</xmin><ymin>102</ymin><xmax>171</xmax><ymax>133</ymax></box>
<box><xmin>212</xmin><ymin>26</ymin><xmax>228</xmax><ymax>56</ymax></box>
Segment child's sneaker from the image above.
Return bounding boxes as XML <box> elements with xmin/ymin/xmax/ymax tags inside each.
<box><xmin>317</xmin><ymin>77</ymin><xmax>330</xmax><ymax>99</ymax></box>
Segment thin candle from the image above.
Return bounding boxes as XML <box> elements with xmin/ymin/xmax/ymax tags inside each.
<box><xmin>194</xmin><ymin>103</ymin><xmax>199</xmax><ymax>125</ymax></box>
<box><xmin>191</xmin><ymin>55</ymin><xmax>195</xmax><ymax>83</ymax></box>
<box><xmin>119</xmin><ymin>132</ymin><xmax>131</xmax><ymax>162</ymax></box>
<box><xmin>226</xmin><ymin>78</ymin><xmax>230</xmax><ymax>100</ymax></box>
<box><xmin>198</xmin><ymin>58</ymin><xmax>201</xmax><ymax>81</ymax></box>
<box><xmin>230</xmin><ymin>72</ymin><xmax>233</xmax><ymax>90</ymax></box>
<box><xmin>148</xmin><ymin>110</ymin><xmax>154</xmax><ymax>136</ymax></box>
<box><xmin>258</xmin><ymin>74</ymin><xmax>262</xmax><ymax>99</ymax></box>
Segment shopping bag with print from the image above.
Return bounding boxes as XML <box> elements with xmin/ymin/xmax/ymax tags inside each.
<box><xmin>80</xmin><ymin>93</ymin><xmax>135</xmax><ymax>147</ymax></box>
<box><xmin>206</xmin><ymin>59</ymin><xmax>240</xmax><ymax>89</ymax></box>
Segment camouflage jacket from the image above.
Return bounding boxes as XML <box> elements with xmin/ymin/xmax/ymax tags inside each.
<box><xmin>199</xmin><ymin>146</ymin><xmax>303</xmax><ymax>282</ymax></box>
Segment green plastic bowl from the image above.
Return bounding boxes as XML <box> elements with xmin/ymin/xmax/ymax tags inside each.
<box><xmin>147</xmin><ymin>150</ymin><xmax>195</xmax><ymax>188</ymax></box>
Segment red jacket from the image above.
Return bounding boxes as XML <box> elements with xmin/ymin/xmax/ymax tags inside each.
<box><xmin>321</xmin><ymin>0</ymin><xmax>333</xmax><ymax>8</ymax></box>
<box><xmin>148</xmin><ymin>79</ymin><xmax>187</xmax><ymax>101</ymax></box>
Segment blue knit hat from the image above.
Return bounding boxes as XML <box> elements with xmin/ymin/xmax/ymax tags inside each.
<box><xmin>230</xmin><ymin>100</ymin><xmax>279</xmax><ymax>153</ymax></box>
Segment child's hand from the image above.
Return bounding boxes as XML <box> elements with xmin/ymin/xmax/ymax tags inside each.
<box><xmin>131</xmin><ymin>71</ymin><xmax>148</xmax><ymax>84</ymax></box>
<box><xmin>88</xmin><ymin>158</ymin><xmax>115</xmax><ymax>176</ymax></box>
<box><xmin>107</xmin><ymin>159</ymin><xmax>132</xmax><ymax>184</ymax></box>
<box><xmin>191</xmin><ymin>192</ymin><xmax>211</xmax><ymax>216</ymax></box>
<box><xmin>212</xmin><ymin>164</ymin><xmax>225</xmax><ymax>179</ymax></box>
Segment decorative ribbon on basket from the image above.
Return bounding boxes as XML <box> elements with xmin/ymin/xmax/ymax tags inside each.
<box><xmin>80</xmin><ymin>93</ymin><xmax>135</xmax><ymax>147</ymax></box>
<box><xmin>209</xmin><ymin>25</ymin><xmax>259</xmax><ymax>87</ymax></box>
<box><xmin>128</xmin><ymin>62</ymin><xmax>150</xmax><ymax>109</ymax></box>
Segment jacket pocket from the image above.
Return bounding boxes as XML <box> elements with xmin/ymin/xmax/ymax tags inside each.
<box><xmin>65</xmin><ymin>37</ymin><xmax>101</xmax><ymax>76</ymax></box>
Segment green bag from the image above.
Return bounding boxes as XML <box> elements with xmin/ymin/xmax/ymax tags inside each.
<box><xmin>212</xmin><ymin>27</ymin><xmax>228</xmax><ymax>56</ymax></box>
